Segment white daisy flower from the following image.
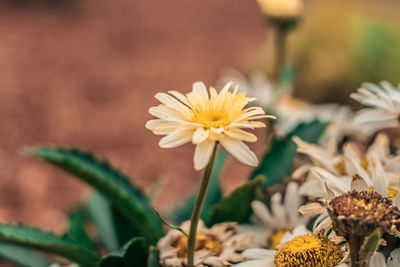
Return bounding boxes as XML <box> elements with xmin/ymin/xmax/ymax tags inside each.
<box><xmin>146</xmin><ymin>81</ymin><xmax>275</xmax><ymax>170</ymax></box>
<box><xmin>351</xmin><ymin>81</ymin><xmax>400</xmax><ymax>129</ymax></box>
<box><xmin>294</xmin><ymin>133</ymin><xmax>400</xmax><ymax>200</ymax></box>
<box><xmin>157</xmin><ymin>220</ymin><xmax>254</xmax><ymax>267</ymax></box>
<box><xmin>238</xmin><ymin>182</ymin><xmax>310</xmax><ymax>249</ymax></box>
<box><xmin>235</xmin><ymin>228</ymin><xmax>345</xmax><ymax>267</ymax></box>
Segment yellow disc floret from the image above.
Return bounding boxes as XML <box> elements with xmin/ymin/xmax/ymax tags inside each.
<box><xmin>268</xmin><ymin>228</ymin><xmax>292</xmax><ymax>250</ymax></box>
<box><xmin>274</xmin><ymin>234</ymin><xmax>342</xmax><ymax>267</ymax></box>
<box><xmin>192</xmin><ymin>110</ymin><xmax>230</xmax><ymax>129</ymax></box>
<box><xmin>174</xmin><ymin>233</ymin><xmax>222</xmax><ymax>258</ymax></box>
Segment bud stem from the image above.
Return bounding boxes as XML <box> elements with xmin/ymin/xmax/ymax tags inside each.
<box><xmin>187</xmin><ymin>143</ymin><xmax>218</xmax><ymax>267</ymax></box>
<box><xmin>273</xmin><ymin>23</ymin><xmax>288</xmax><ymax>84</ymax></box>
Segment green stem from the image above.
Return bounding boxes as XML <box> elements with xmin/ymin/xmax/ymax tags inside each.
<box><xmin>273</xmin><ymin>23</ymin><xmax>288</xmax><ymax>85</ymax></box>
<box><xmin>187</xmin><ymin>143</ymin><xmax>218</xmax><ymax>267</ymax></box>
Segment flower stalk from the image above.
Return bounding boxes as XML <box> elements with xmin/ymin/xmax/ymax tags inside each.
<box><xmin>348</xmin><ymin>234</ymin><xmax>366</xmax><ymax>267</ymax></box>
<box><xmin>272</xmin><ymin>23</ymin><xmax>288</xmax><ymax>84</ymax></box>
<box><xmin>187</xmin><ymin>143</ymin><xmax>218</xmax><ymax>267</ymax></box>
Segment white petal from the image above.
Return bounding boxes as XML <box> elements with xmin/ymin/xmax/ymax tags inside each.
<box><xmin>351</xmin><ymin>174</ymin><xmax>369</xmax><ymax>192</ymax></box>
<box><xmin>271</xmin><ymin>193</ymin><xmax>286</xmax><ymax>226</ymax></box>
<box><xmin>193</xmin><ymin>139</ymin><xmax>215</xmax><ymax>171</ymax></box>
<box><xmin>370</xmin><ymin>252</ymin><xmax>387</xmax><ymax>267</ymax></box>
<box><xmin>220</xmin><ymin>137</ymin><xmax>258</xmax><ymax>166</ymax></box>
<box><xmin>298</xmin><ymin>202</ymin><xmax>324</xmax><ymax>215</ymax></box>
<box><xmin>192</xmin><ymin>81</ymin><xmax>209</xmax><ymax>100</ymax></box>
<box><xmin>192</xmin><ymin>128</ymin><xmax>209</xmax><ymax>144</ymax></box>
<box><xmin>242</xmin><ymin>248</ymin><xmax>275</xmax><ymax>260</ymax></box>
<box><xmin>159</xmin><ymin>129</ymin><xmax>194</xmax><ymax>148</ymax></box>
<box><xmin>155</xmin><ymin>92</ymin><xmax>192</xmax><ymax>117</ymax></box>
<box><xmin>251</xmin><ymin>200</ymin><xmax>278</xmax><ymax>229</ymax></box>
<box><xmin>285</xmin><ymin>182</ymin><xmax>301</xmax><ymax>226</ymax></box>
<box><xmin>234</xmin><ymin>259</ymin><xmax>274</xmax><ymax>267</ymax></box>
<box><xmin>388</xmin><ymin>248</ymin><xmax>400</xmax><ymax>267</ymax></box>
<box><xmin>393</xmin><ymin>193</ymin><xmax>400</xmax><ymax>209</ymax></box>
<box><xmin>225</xmin><ymin>128</ymin><xmax>257</xmax><ymax>142</ymax></box>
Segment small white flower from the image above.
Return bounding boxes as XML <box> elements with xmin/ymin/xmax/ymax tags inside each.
<box><xmin>351</xmin><ymin>81</ymin><xmax>400</xmax><ymax>129</ymax></box>
<box><xmin>238</xmin><ymin>182</ymin><xmax>310</xmax><ymax>248</ymax></box>
<box><xmin>157</xmin><ymin>220</ymin><xmax>255</xmax><ymax>267</ymax></box>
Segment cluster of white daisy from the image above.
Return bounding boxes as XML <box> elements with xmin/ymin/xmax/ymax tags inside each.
<box><xmin>147</xmin><ymin>77</ymin><xmax>400</xmax><ymax>267</ymax></box>
<box><xmin>144</xmin><ymin>0</ymin><xmax>400</xmax><ymax>266</ymax></box>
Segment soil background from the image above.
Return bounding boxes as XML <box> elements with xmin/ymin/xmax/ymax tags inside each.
<box><xmin>0</xmin><ymin>0</ymin><xmax>266</xmax><ymax>249</ymax></box>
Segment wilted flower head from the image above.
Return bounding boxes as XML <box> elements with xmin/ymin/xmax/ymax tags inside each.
<box><xmin>157</xmin><ymin>220</ymin><xmax>254</xmax><ymax>267</ymax></box>
<box><xmin>257</xmin><ymin>0</ymin><xmax>303</xmax><ymax>20</ymax></box>
<box><xmin>351</xmin><ymin>81</ymin><xmax>400</xmax><ymax>129</ymax></box>
<box><xmin>324</xmin><ymin>190</ymin><xmax>400</xmax><ymax>238</ymax></box>
<box><xmin>146</xmin><ymin>82</ymin><xmax>275</xmax><ymax>170</ymax></box>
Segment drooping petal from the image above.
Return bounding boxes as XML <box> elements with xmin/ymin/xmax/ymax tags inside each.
<box><xmin>192</xmin><ymin>128</ymin><xmax>209</xmax><ymax>144</ymax></box>
<box><xmin>193</xmin><ymin>139</ymin><xmax>215</xmax><ymax>170</ymax></box>
<box><xmin>220</xmin><ymin>137</ymin><xmax>258</xmax><ymax>166</ymax></box>
<box><xmin>225</xmin><ymin>128</ymin><xmax>257</xmax><ymax>143</ymax></box>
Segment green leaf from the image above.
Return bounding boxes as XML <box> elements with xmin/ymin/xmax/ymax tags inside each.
<box><xmin>100</xmin><ymin>237</ymin><xmax>149</xmax><ymax>267</ymax></box>
<box><xmin>152</xmin><ymin>207</ymin><xmax>187</xmax><ymax>236</ymax></box>
<box><xmin>208</xmin><ymin>176</ymin><xmax>265</xmax><ymax>225</ymax></box>
<box><xmin>251</xmin><ymin>120</ymin><xmax>328</xmax><ymax>187</ymax></box>
<box><xmin>360</xmin><ymin>229</ymin><xmax>382</xmax><ymax>262</ymax></box>
<box><xmin>87</xmin><ymin>192</ymin><xmax>119</xmax><ymax>251</ymax></box>
<box><xmin>169</xmin><ymin>148</ymin><xmax>228</xmax><ymax>224</ymax></box>
<box><xmin>0</xmin><ymin>243</ymin><xmax>52</xmax><ymax>267</ymax></box>
<box><xmin>147</xmin><ymin>246</ymin><xmax>160</xmax><ymax>267</ymax></box>
<box><xmin>64</xmin><ymin>211</ymin><xmax>94</xmax><ymax>250</ymax></box>
<box><xmin>0</xmin><ymin>224</ymin><xmax>100</xmax><ymax>267</ymax></box>
<box><xmin>27</xmin><ymin>147</ymin><xmax>162</xmax><ymax>243</ymax></box>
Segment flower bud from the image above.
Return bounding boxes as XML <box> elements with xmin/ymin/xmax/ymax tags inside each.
<box><xmin>257</xmin><ymin>0</ymin><xmax>303</xmax><ymax>20</ymax></box>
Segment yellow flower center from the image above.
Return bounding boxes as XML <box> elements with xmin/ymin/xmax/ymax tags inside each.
<box><xmin>274</xmin><ymin>234</ymin><xmax>342</xmax><ymax>267</ymax></box>
<box><xmin>173</xmin><ymin>233</ymin><xmax>222</xmax><ymax>258</ymax></box>
<box><xmin>267</xmin><ymin>228</ymin><xmax>292</xmax><ymax>249</ymax></box>
<box><xmin>368</xmin><ymin>186</ymin><xmax>399</xmax><ymax>200</ymax></box>
<box><xmin>192</xmin><ymin>110</ymin><xmax>230</xmax><ymax>129</ymax></box>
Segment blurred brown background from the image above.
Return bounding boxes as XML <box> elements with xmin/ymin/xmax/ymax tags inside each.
<box><xmin>1</xmin><ymin>2</ymin><xmax>400</xmax><ymax>261</ymax></box>
<box><xmin>0</xmin><ymin>0</ymin><xmax>266</xmax><ymax>237</ymax></box>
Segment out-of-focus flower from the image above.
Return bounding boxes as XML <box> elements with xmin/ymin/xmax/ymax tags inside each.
<box><xmin>369</xmin><ymin>249</ymin><xmax>400</xmax><ymax>267</ymax></box>
<box><xmin>294</xmin><ymin>133</ymin><xmax>400</xmax><ymax>200</ymax></box>
<box><xmin>235</xmin><ymin>230</ymin><xmax>345</xmax><ymax>267</ymax></box>
<box><xmin>146</xmin><ymin>81</ymin><xmax>275</xmax><ymax>170</ymax></box>
<box><xmin>219</xmin><ymin>69</ymin><xmax>275</xmax><ymax>108</ymax></box>
<box><xmin>257</xmin><ymin>0</ymin><xmax>303</xmax><ymax>20</ymax></box>
<box><xmin>157</xmin><ymin>220</ymin><xmax>254</xmax><ymax>267</ymax></box>
<box><xmin>351</xmin><ymin>81</ymin><xmax>400</xmax><ymax>129</ymax></box>
<box><xmin>219</xmin><ymin>70</ymin><xmax>371</xmax><ymax>140</ymax></box>
<box><xmin>238</xmin><ymin>182</ymin><xmax>310</xmax><ymax>249</ymax></box>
